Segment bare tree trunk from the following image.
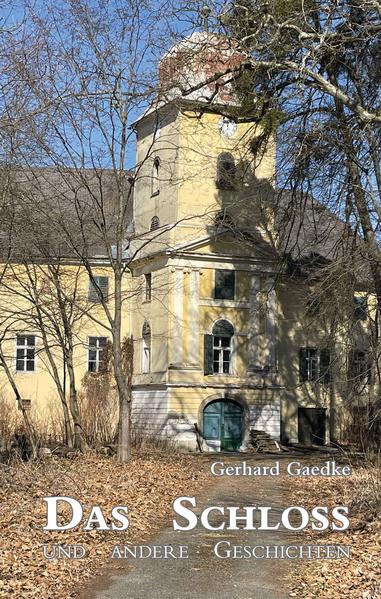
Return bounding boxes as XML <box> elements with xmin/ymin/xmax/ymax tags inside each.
<box><xmin>32</xmin><ymin>299</ymin><xmax>74</xmax><ymax>446</ymax></box>
<box><xmin>342</xmin><ymin>127</ymin><xmax>381</xmax><ymax>319</ymax></box>
<box><xmin>0</xmin><ymin>348</ymin><xmax>38</xmax><ymax>458</ymax></box>
<box><xmin>114</xmin><ymin>266</ymin><xmax>131</xmax><ymax>462</ymax></box>
<box><xmin>50</xmin><ymin>267</ymin><xmax>86</xmax><ymax>450</ymax></box>
<box><xmin>66</xmin><ymin>352</ymin><xmax>84</xmax><ymax>450</ymax></box>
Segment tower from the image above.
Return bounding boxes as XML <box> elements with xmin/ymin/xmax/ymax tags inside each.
<box><xmin>132</xmin><ymin>32</ymin><xmax>276</xmax><ymax>253</ymax></box>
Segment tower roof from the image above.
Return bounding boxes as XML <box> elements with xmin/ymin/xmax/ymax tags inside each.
<box><xmin>158</xmin><ymin>31</ymin><xmax>246</xmax><ymax>105</ymax></box>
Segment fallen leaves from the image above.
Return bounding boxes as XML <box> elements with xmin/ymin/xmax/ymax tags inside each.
<box><xmin>289</xmin><ymin>462</ymin><xmax>381</xmax><ymax>598</ymax></box>
<box><xmin>0</xmin><ymin>451</ymin><xmax>208</xmax><ymax>599</ymax></box>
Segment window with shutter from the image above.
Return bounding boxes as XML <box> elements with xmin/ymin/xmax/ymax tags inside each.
<box><xmin>319</xmin><ymin>349</ymin><xmax>331</xmax><ymax>384</ymax></box>
<box><xmin>204</xmin><ymin>334</ymin><xmax>213</xmax><ymax>375</ymax></box>
<box><xmin>89</xmin><ymin>276</ymin><xmax>109</xmax><ymax>303</ymax></box>
<box><xmin>299</xmin><ymin>347</ymin><xmax>309</xmax><ymax>382</ymax></box>
<box><xmin>348</xmin><ymin>349</ymin><xmax>370</xmax><ymax>383</ymax></box>
<box><xmin>204</xmin><ymin>320</ymin><xmax>235</xmax><ymax>375</ymax></box>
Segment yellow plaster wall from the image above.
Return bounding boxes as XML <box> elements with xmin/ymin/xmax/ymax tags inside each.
<box><xmin>0</xmin><ymin>263</ymin><xmax>130</xmax><ymax>420</ymax></box>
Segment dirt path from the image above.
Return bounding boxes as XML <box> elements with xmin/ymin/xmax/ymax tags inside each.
<box><xmin>80</xmin><ymin>455</ymin><xmax>297</xmax><ymax>599</ymax></box>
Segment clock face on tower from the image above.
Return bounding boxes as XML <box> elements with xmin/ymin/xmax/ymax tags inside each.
<box><xmin>218</xmin><ymin>116</ymin><xmax>237</xmax><ymax>138</ymax></box>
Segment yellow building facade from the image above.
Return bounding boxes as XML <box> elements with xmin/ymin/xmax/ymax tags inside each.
<box><xmin>0</xmin><ymin>33</ymin><xmax>372</xmax><ymax>451</ymax></box>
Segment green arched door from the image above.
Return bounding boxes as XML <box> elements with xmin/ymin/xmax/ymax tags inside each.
<box><xmin>203</xmin><ymin>400</ymin><xmax>243</xmax><ymax>451</ymax></box>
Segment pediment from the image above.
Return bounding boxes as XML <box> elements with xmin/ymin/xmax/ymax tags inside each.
<box><xmin>170</xmin><ymin>230</ymin><xmax>278</xmax><ymax>261</ymax></box>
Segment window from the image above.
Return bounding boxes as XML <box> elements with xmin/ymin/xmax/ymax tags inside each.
<box><xmin>353</xmin><ymin>296</ymin><xmax>367</xmax><ymax>321</ymax></box>
<box><xmin>88</xmin><ymin>337</ymin><xmax>108</xmax><ymax>373</ymax></box>
<box><xmin>348</xmin><ymin>350</ymin><xmax>370</xmax><ymax>382</ymax></box>
<box><xmin>151</xmin><ymin>156</ymin><xmax>160</xmax><ymax>196</ymax></box>
<box><xmin>214</xmin><ymin>269</ymin><xmax>235</xmax><ymax>300</ymax></box>
<box><xmin>214</xmin><ymin>210</ymin><xmax>234</xmax><ymax>230</ymax></box>
<box><xmin>299</xmin><ymin>347</ymin><xmax>331</xmax><ymax>383</ymax></box>
<box><xmin>88</xmin><ymin>276</ymin><xmax>109</xmax><ymax>303</ymax></box>
<box><xmin>142</xmin><ymin>322</ymin><xmax>151</xmax><ymax>373</ymax></box>
<box><xmin>216</xmin><ymin>152</ymin><xmax>236</xmax><ymax>190</ymax></box>
<box><xmin>306</xmin><ymin>297</ymin><xmax>320</xmax><ymax>317</ymax></box>
<box><xmin>16</xmin><ymin>335</ymin><xmax>36</xmax><ymax>372</ymax></box>
<box><xmin>204</xmin><ymin>320</ymin><xmax>234</xmax><ymax>375</ymax></box>
<box><xmin>18</xmin><ymin>399</ymin><xmax>32</xmax><ymax>411</ymax></box>
<box><xmin>145</xmin><ymin>273</ymin><xmax>152</xmax><ymax>302</ymax></box>
<box><xmin>150</xmin><ymin>216</ymin><xmax>160</xmax><ymax>231</ymax></box>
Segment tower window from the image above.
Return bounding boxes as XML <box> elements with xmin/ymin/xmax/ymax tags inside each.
<box><xmin>142</xmin><ymin>321</ymin><xmax>151</xmax><ymax>373</ymax></box>
<box><xmin>150</xmin><ymin>216</ymin><xmax>160</xmax><ymax>231</ymax></box>
<box><xmin>151</xmin><ymin>156</ymin><xmax>160</xmax><ymax>196</ymax></box>
<box><xmin>145</xmin><ymin>273</ymin><xmax>152</xmax><ymax>302</ymax></box>
<box><xmin>216</xmin><ymin>152</ymin><xmax>236</xmax><ymax>190</ymax></box>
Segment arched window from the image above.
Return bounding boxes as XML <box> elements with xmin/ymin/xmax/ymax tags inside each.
<box><xmin>212</xmin><ymin>319</ymin><xmax>234</xmax><ymax>374</ymax></box>
<box><xmin>214</xmin><ymin>210</ymin><xmax>234</xmax><ymax>230</ymax></box>
<box><xmin>151</xmin><ymin>156</ymin><xmax>160</xmax><ymax>196</ymax></box>
<box><xmin>142</xmin><ymin>321</ymin><xmax>151</xmax><ymax>373</ymax></box>
<box><xmin>150</xmin><ymin>216</ymin><xmax>160</xmax><ymax>231</ymax></box>
<box><xmin>216</xmin><ymin>152</ymin><xmax>236</xmax><ymax>190</ymax></box>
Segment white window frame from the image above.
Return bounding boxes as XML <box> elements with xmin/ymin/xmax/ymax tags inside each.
<box><xmin>15</xmin><ymin>334</ymin><xmax>36</xmax><ymax>373</ymax></box>
<box><xmin>142</xmin><ymin>335</ymin><xmax>151</xmax><ymax>373</ymax></box>
<box><xmin>88</xmin><ymin>336</ymin><xmax>108</xmax><ymax>373</ymax></box>
<box><xmin>212</xmin><ymin>334</ymin><xmax>232</xmax><ymax>374</ymax></box>
<box><xmin>301</xmin><ymin>347</ymin><xmax>319</xmax><ymax>381</ymax></box>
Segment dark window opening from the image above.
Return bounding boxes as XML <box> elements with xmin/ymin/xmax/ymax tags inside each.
<box><xmin>216</xmin><ymin>152</ymin><xmax>236</xmax><ymax>190</ymax></box>
<box><xmin>214</xmin><ymin>210</ymin><xmax>234</xmax><ymax>230</ymax></box>
<box><xmin>353</xmin><ymin>296</ymin><xmax>367</xmax><ymax>321</ymax></box>
<box><xmin>214</xmin><ymin>269</ymin><xmax>235</xmax><ymax>300</ymax></box>
<box><xmin>348</xmin><ymin>349</ymin><xmax>370</xmax><ymax>383</ymax></box>
<box><xmin>151</xmin><ymin>156</ymin><xmax>160</xmax><ymax>196</ymax></box>
<box><xmin>89</xmin><ymin>276</ymin><xmax>109</xmax><ymax>303</ymax></box>
<box><xmin>150</xmin><ymin>216</ymin><xmax>160</xmax><ymax>231</ymax></box>
<box><xmin>145</xmin><ymin>273</ymin><xmax>152</xmax><ymax>302</ymax></box>
<box><xmin>306</xmin><ymin>297</ymin><xmax>320</xmax><ymax>316</ymax></box>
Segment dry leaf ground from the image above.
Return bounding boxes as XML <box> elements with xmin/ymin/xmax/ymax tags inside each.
<box><xmin>0</xmin><ymin>451</ymin><xmax>208</xmax><ymax>599</ymax></box>
<box><xmin>289</xmin><ymin>462</ymin><xmax>381</xmax><ymax>599</ymax></box>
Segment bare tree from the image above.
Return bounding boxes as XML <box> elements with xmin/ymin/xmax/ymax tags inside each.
<box><xmin>0</xmin><ymin>259</ymin><xmax>90</xmax><ymax>449</ymax></box>
<box><xmin>0</xmin><ymin>0</ymin><xmax>187</xmax><ymax>461</ymax></box>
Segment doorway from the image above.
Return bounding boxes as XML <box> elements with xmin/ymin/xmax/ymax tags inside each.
<box><xmin>203</xmin><ymin>399</ymin><xmax>243</xmax><ymax>451</ymax></box>
<box><xmin>298</xmin><ymin>407</ymin><xmax>326</xmax><ymax>446</ymax></box>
